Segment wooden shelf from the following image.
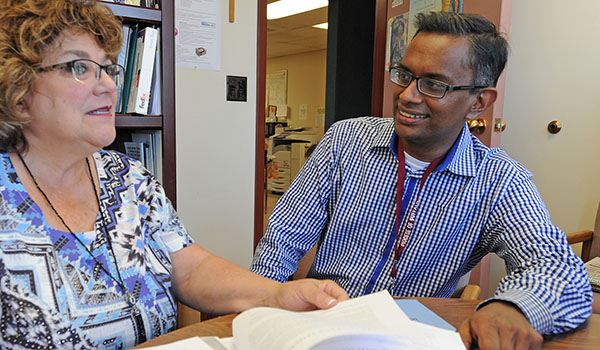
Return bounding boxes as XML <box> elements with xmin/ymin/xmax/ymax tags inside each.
<box><xmin>101</xmin><ymin>2</ymin><xmax>161</xmax><ymax>23</ymax></box>
<box><xmin>115</xmin><ymin>115</ymin><xmax>162</xmax><ymax>129</ymax></box>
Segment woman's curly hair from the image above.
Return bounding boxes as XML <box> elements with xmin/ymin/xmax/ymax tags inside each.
<box><xmin>0</xmin><ymin>0</ymin><xmax>122</xmax><ymax>153</ymax></box>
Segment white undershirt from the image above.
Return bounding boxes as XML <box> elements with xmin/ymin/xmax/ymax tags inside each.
<box><xmin>404</xmin><ymin>151</ymin><xmax>430</xmax><ymax>171</ymax></box>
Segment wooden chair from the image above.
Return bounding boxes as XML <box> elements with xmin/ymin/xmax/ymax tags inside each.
<box><xmin>178</xmin><ymin>302</ymin><xmax>201</xmax><ymax>328</ymax></box>
<box><xmin>177</xmin><ymin>302</ymin><xmax>221</xmax><ymax>328</ymax></box>
<box><xmin>292</xmin><ymin>245</ymin><xmax>481</xmax><ymax>300</ymax></box>
<box><xmin>566</xmin><ymin>202</ymin><xmax>600</xmax><ymax>313</ymax></box>
<box><xmin>566</xmin><ymin>202</ymin><xmax>600</xmax><ymax>263</ymax></box>
<box><xmin>458</xmin><ymin>284</ymin><xmax>481</xmax><ymax>300</ymax></box>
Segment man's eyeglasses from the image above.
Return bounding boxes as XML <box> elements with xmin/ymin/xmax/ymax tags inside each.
<box><xmin>389</xmin><ymin>66</ymin><xmax>487</xmax><ymax>99</ymax></box>
<box><xmin>37</xmin><ymin>59</ymin><xmax>124</xmax><ymax>88</ymax></box>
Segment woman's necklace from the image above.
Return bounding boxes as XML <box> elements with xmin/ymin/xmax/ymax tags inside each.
<box><xmin>17</xmin><ymin>153</ymin><xmax>138</xmax><ymax>307</ymax></box>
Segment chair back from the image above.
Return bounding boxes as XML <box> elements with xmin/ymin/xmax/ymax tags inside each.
<box><xmin>566</xmin><ymin>202</ymin><xmax>600</xmax><ymax>262</ymax></box>
<box><xmin>565</xmin><ymin>201</ymin><xmax>600</xmax><ymax>314</ymax></box>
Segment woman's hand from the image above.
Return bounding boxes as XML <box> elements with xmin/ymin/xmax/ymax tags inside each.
<box><xmin>171</xmin><ymin>244</ymin><xmax>348</xmax><ymax>314</ymax></box>
<box><xmin>264</xmin><ymin>278</ymin><xmax>349</xmax><ymax>311</ymax></box>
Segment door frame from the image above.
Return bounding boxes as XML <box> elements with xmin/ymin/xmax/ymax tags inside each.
<box><xmin>254</xmin><ymin>0</ymin><xmax>267</xmax><ymax>248</ymax></box>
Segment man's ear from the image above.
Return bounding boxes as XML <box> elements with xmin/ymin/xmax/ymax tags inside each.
<box><xmin>466</xmin><ymin>87</ymin><xmax>497</xmax><ymax>121</ymax></box>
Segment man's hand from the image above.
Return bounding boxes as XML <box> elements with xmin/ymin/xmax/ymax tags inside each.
<box><xmin>266</xmin><ymin>279</ymin><xmax>349</xmax><ymax>311</ymax></box>
<box><xmin>458</xmin><ymin>301</ymin><xmax>543</xmax><ymax>350</ymax></box>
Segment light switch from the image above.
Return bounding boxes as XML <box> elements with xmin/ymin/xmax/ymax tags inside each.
<box><xmin>226</xmin><ymin>75</ymin><xmax>247</xmax><ymax>102</ymax></box>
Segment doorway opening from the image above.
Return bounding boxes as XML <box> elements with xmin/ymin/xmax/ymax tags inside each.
<box><xmin>255</xmin><ymin>0</ymin><xmax>387</xmax><ymax>247</ymax></box>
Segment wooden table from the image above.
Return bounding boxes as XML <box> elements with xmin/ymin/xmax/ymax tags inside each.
<box><xmin>136</xmin><ymin>298</ymin><xmax>600</xmax><ymax>349</ymax></box>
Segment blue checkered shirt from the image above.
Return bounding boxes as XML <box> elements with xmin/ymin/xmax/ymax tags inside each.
<box><xmin>251</xmin><ymin>117</ymin><xmax>592</xmax><ymax>335</ymax></box>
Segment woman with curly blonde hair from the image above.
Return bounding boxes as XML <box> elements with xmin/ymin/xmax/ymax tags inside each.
<box><xmin>0</xmin><ymin>1</ymin><xmax>347</xmax><ymax>348</ymax></box>
<box><xmin>0</xmin><ymin>0</ymin><xmax>122</xmax><ymax>153</ymax></box>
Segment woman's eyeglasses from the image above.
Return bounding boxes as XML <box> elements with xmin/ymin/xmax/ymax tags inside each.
<box><xmin>37</xmin><ymin>59</ymin><xmax>124</xmax><ymax>88</ymax></box>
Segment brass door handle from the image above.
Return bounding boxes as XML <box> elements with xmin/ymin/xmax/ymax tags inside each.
<box><xmin>494</xmin><ymin>119</ymin><xmax>506</xmax><ymax>132</ymax></box>
<box><xmin>468</xmin><ymin>119</ymin><xmax>486</xmax><ymax>134</ymax></box>
<box><xmin>547</xmin><ymin>120</ymin><xmax>562</xmax><ymax>134</ymax></box>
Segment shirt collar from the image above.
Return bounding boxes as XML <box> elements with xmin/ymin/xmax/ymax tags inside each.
<box><xmin>388</xmin><ymin>122</ymin><xmax>478</xmax><ymax>177</ymax></box>
<box><xmin>446</xmin><ymin>124</ymin><xmax>478</xmax><ymax>177</ymax></box>
<box><xmin>373</xmin><ymin>120</ymin><xmax>396</xmax><ymax>150</ymax></box>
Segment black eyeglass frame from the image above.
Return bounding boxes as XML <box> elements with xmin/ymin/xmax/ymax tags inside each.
<box><xmin>389</xmin><ymin>66</ymin><xmax>488</xmax><ymax>99</ymax></box>
<box><xmin>37</xmin><ymin>58</ymin><xmax>124</xmax><ymax>85</ymax></box>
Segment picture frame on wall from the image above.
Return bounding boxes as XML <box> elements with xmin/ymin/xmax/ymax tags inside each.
<box><xmin>268</xmin><ymin>105</ymin><xmax>277</xmax><ymax>122</ymax></box>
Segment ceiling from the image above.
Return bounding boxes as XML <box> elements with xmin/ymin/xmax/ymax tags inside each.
<box><xmin>266</xmin><ymin>2</ymin><xmax>328</xmax><ymax>59</ymax></box>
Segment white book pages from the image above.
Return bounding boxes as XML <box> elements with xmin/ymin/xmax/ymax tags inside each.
<box><xmin>233</xmin><ymin>290</ymin><xmax>465</xmax><ymax>350</ymax></box>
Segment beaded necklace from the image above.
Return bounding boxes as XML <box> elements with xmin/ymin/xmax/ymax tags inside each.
<box><xmin>17</xmin><ymin>153</ymin><xmax>138</xmax><ymax>307</ymax></box>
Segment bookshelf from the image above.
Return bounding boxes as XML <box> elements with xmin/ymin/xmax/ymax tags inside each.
<box><xmin>102</xmin><ymin>1</ymin><xmax>177</xmax><ymax>207</ymax></box>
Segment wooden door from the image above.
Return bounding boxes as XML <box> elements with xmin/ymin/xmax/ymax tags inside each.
<box><xmin>493</xmin><ymin>0</ymin><xmax>600</xmax><ymax>291</ymax></box>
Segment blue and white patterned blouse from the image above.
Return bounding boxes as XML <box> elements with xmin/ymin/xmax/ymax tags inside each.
<box><xmin>0</xmin><ymin>150</ymin><xmax>194</xmax><ymax>349</ymax></box>
<box><xmin>251</xmin><ymin>117</ymin><xmax>592</xmax><ymax>335</ymax></box>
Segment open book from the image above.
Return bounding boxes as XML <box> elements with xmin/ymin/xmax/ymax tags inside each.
<box><xmin>144</xmin><ymin>290</ymin><xmax>465</xmax><ymax>350</ymax></box>
<box><xmin>232</xmin><ymin>290</ymin><xmax>465</xmax><ymax>350</ymax></box>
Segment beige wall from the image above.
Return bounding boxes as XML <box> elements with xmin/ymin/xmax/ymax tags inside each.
<box><xmin>267</xmin><ymin>49</ymin><xmax>327</xmax><ymax>136</ymax></box>
<box><xmin>176</xmin><ymin>0</ymin><xmax>257</xmax><ymax>267</ymax></box>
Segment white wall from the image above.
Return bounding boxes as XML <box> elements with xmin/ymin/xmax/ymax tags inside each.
<box><xmin>488</xmin><ymin>0</ymin><xmax>600</xmax><ymax>296</ymax></box>
<box><xmin>175</xmin><ymin>0</ymin><xmax>257</xmax><ymax>267</ymax></box>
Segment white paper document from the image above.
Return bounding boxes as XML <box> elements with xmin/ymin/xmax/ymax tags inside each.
<box><xmin>174</xmin><ymin>0</ymin><xmax>221</xmax><ymax>70</ymax></box>
<box><xmin>233</xmin><ymin>290</ymin><xmax>465</xmax><ymax>350</ymax></box>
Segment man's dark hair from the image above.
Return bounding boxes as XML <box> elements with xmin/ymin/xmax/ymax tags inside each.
<box><xmin>414</xmin><ymin>11</ymin><xmax>509</xmax><ymax>87</ymax></box>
